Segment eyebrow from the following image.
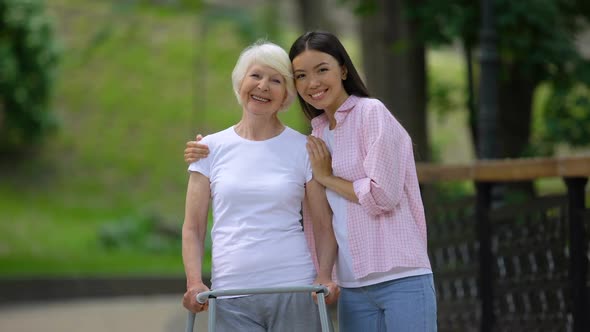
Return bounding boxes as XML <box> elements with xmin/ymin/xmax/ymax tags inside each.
<box><xmin>294</xmin><ymin>62</ymin><xmax>330</xmax><ymax>73</ymax></box>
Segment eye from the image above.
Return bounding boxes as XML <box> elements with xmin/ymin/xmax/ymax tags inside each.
<box><xmin>295</xmin><ymin>73</ymin><xmax>306</xmax><ymax>80</ymax></box>
<box><xmin>319</xmin><ymin>67</ymin><xmax>329</xmax><ymax>73</ymax></box>
<box><xmin>250</xmin><ymin>73</ymin><xmax>260</xmax><ymax>78</ymax></box>
<box><xmin>272</xmin><ymin>78</ymin><xmax>282</xmax><ymax>84</ymax></box>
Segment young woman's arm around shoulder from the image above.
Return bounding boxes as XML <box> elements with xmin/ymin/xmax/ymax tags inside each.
<box><xmin>182</xmin><ymin>172</ymin><xmax>211</xmax><ymax>313</ymax></box>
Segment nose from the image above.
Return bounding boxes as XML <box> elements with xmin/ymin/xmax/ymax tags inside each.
<box><xmin>257</xmin><ymin>78</ymin><xmax>269</xmax><ymax>91</ymax></box>
<box><xmin>309</xmin><ymin>75</ymin><xmax>320</xmax><ymax>89</ymax></box>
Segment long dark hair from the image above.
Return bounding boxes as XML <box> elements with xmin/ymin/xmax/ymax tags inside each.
<box><xmin>289</xmin><ymin>31</ymin><xmax>371</xmax><ymax>121</ymax></box>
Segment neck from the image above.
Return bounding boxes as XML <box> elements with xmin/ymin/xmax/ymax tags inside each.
<box><xmin>324</xmin><ymin>93</ymin><xmax>349</xmax><ymax>130</ymax></box>
<box><xmin>235</xmin><ymin>112</ymin><xmax>284</xmax><ymax>141</ymax></box>
<box><xmin>325</xmin><ymin>111</ymin><xmax>337</xmax><ymax>130</ymax></box>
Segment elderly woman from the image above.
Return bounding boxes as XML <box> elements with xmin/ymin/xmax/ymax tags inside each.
<box><xmin>181</xmin><ymin>40</ymin><xmax>336</xmax><ymax>332</ymax></box>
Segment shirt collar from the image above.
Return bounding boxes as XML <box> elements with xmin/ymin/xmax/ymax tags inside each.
<box><xmin>311</xmin><ymin>95</ymin><xmax>360</xmax><ymax>129</ymax></box>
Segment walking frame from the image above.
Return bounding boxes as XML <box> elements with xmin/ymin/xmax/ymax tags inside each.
<box><xmin>185</xmin><ymin>285</ymin><xmax>333</xmax><ymax>332</ymax></box>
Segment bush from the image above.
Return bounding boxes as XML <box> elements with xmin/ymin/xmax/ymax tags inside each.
<box><xmin>0</xmin><ymin>0</ymin><xmax>60</xmax><ymax>153</ymax></box>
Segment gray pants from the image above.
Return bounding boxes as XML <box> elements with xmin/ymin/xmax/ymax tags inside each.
<box><xmin>215</xmin><ymin>293</ymin><xmax>323</xmax><ymax>332</ymax></box>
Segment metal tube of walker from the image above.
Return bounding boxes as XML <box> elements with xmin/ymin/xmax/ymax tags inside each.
<box><xmin>186</xmin><ymin>285</ymin><xmax>331</xmax><ymax>332</ymax></box>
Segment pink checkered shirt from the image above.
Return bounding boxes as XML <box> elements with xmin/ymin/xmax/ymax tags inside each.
<box><xmin>306</xmin><ymin>95</ymin><xmax>432</xmax><ymax>279</ymax></box>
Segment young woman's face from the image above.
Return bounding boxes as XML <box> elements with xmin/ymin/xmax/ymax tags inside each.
<box><xmin>239</xmin><ymin>64</ymin><xmax>287</xmax><ymax>116</ymax></box>
<box><xmin>292</xmin><ymin>50</ymin><xmax>349</xmax><ymax>115</ymax></box>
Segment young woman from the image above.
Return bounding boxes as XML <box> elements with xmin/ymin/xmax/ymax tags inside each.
<box><xmin>181</xmin><ymin>40</ymin><xmax>336</xmax><ymax>332</ymax></box>
<box><xmin>185</xmin><ymin>31</ymin><xmax>437</xmax><ymax>331</ymax></box>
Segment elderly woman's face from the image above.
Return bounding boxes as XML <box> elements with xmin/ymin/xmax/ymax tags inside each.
<box><xmin>239</xmin><ymin>64</ymin><xmax>287</xmax><ymax>115</ymax></box>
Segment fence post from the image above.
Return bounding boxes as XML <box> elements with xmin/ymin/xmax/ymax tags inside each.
<box><xmin>476</xmin><ymin>181</ymin><xmax>494</xmax><ymax>332</ymax></box>
<box><xmin>564</xmin><ymin>177</ymin><xmax>588</xmax><ymax>332</ymax></box>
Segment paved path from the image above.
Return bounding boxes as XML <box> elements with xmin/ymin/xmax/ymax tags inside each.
<box><xmin>0</xmin><ymin>294</ymin><xmax>208</xmax><ymax>332</ymax></box>
<box><xmin>0</xmin><ymin>294</ymin><xmax>338</xmax><ymax>331</ymax></box>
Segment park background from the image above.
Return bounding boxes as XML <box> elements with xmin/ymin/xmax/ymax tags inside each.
<box><xmin>0</xmin><ymin>0</ymin><xmax>485</xmax><ymax>278</ymax></box>
<box><xmin>1</xmin><ymin>0</ymin><xmax>590</xmax><ymax>330</ymax></box>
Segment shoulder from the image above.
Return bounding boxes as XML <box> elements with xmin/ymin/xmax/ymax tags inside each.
<box><xmin>200</xmin><ymin>127</ymin><xmax>235</xmax><ymax>146</ymax></box>
<box><xmin>282</xmin><ymin>126</ymin><xmax>307</xmax><ymax>143</ymax></box>
<box><xmin>355</xmin><ymin>97</ymin><xmax>393</xmax><ymax>119</ymax></box>
<box><xmin>278</xmin><ymin>127</ymin><xmax>309</xmax><ymax>162</ymax></box>
<box><xmin>350</xmin><ymin>97</ymin><xmax>396</xmax><ymax>128</ymax></box>
<box><xmin>354</xmin><ymin>98</ymin><xmax>409</xmax><ymax>138</ymax></box>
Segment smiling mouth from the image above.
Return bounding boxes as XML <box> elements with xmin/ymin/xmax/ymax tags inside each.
<box><xmin>310</xmin><ymin>90</ymin><xmax>327</xmax><ymax>100</ymax></box>
<box><xmin>251</xmin><ymin>95</ymin><xmax>270</xmax><ymax>102</ymax></box>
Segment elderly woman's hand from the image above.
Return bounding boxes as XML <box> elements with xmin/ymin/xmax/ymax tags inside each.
<box><xmin>182</xmin><ymin>282</ymin><xmax>210</xmax><ymax>313</ymax></box>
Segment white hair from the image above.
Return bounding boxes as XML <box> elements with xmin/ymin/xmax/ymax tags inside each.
<box><xmin>231</xmin><ymin>40</ymin><xmax>296</xmax><ymax>112</ymax></box>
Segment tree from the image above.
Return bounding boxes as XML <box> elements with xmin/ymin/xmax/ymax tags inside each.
<box><xmin>0</xmin><ymin>0</ymin><xmax>60</xmax><ymax>154</ymax></box>
<box><xmin>296</xmin><ymin>0</ymin><xmax>335</xmax><ymax>32</ymax></box>
<box><xmin>410</xmin><ymin>0</ymin><xmax>590</xmax><ymax>161</ymax></box>
<box><xmin>355</xmin><ymin>0</ymin><xmax>430</xmax><ymax>162</ymax></box>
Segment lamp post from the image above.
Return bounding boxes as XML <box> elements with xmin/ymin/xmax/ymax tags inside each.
<box><xmin>478</xmin><ymin>0</ymin><xmax>499</xmax><ymax>160</ymax></box>
<box><xmin>476</xmin><ymin>0</ymin><xmax>498</xmax><ymax>331</ymax></box>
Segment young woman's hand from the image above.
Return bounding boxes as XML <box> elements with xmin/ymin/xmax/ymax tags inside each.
<box><xmin>306</xmin><ymin>135</ymin><xmax>333</xmax><ymax>185</ymax></box>
<box><xmin>184</xmin><ymin>134</ymin><xmax>209</xmax><ymax>163</ymax></box>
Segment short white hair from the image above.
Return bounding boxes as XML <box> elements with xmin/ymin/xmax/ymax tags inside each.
<box><xmin>231</xmin><ymin>40</ymin><xmax>296</xmax><ymax>112</ymax></box>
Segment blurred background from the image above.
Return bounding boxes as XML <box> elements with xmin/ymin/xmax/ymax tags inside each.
<box><xmin>1</xmin><ymin>0</ymin><xmax>589</xmax><ymax>331</ymax></box>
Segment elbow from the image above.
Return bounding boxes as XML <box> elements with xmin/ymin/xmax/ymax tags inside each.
<box><xmin>353</xmin><ymin>179</ymin><xmax>389</xmax><ymax>214</ymax></box>
<box><xmin>357</xmin><ymin>191</ymin><xmax>398</xmax><ymax>217</ymax></box>
<box><xmin>182</xmin><ymin>219</ymin><xmax>207</xmax><ymax>244</ymax></box>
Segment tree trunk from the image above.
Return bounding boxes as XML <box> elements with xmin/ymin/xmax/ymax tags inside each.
<box><xmin>497</xmin><ymin>65</ymin><xmax>535</xmax><ymax>160</ymax></box>
<box><xmin>465</xmin><ymin>44</ymin><xmax>478</xmax><ymax>157</ymax></box>
<box><xmin>295</xmin><ymin>0</ymin><xmax>334</xmax><ymax>32</ymax></box>
<box><xmin>494</xmin><ymin>63</ymin><xmax>538</xmax><ymax>199</ymax></box>
<box><xmin>359</xmin><ymin>0</ymin><xmax>430</xmax><ymax>162</ymax></box>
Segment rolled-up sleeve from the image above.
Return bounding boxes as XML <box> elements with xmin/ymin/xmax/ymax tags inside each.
<box><xmin>353</xmin><ymin>102</ymin><xmax>411</xmax><ymax>217</ymax></box>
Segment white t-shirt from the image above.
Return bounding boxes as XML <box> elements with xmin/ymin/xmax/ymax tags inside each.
<box><xmin>188</xmin><ymin>126</ymin><xmax>315</xmax><ymax>290</ymax></box>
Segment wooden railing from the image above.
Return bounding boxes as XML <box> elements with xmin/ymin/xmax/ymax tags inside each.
<box><xmin>417</xmin><ymin>156</ymin><xmax>590</xmax><ymax>332</ymax></box>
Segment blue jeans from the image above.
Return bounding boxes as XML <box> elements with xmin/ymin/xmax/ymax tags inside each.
<box><xmin>338</xmin><ymin>274</ymin><xmax>437</xmax><ymax>332</ymax></box>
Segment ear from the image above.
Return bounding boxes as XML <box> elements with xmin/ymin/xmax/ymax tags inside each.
<box><xmin>341</xmin><ymin>65</ymin><xmax>348</xmax><ymax>80</ymax></box>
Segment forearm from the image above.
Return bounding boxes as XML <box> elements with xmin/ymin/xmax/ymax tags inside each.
<box><xmin>182</xmin><ymin>172</ymin><xmax>211</xmax><ymax>289</ymax></box>
<box><xmin>314</xmin><ymin>222</ymin><xmax>338</xmax><ymax>280</ymax></box>
<box><xmin>305</xmin><ymin>179</ymin><xmax>338</xmax><ymax>279</ymax></box>
<box><xmin>182</xmin><ymin>224</ymin><xmax>206</xmax><ymax>287</ymax></box>
<box><xmin>317</xmin><ymin>175</ymin><xmax>359</xmax><ymax>204</ymax></box>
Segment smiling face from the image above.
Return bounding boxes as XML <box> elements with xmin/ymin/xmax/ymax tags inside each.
<box><xmin>291</xmin><ymin>50</ymin><xmax>349</xmax><ymax>115</ymax></box>
<box><xmin>239</xmin><ymin>64</ymin><xmax>288</xmax><ymax>116</ymax></box>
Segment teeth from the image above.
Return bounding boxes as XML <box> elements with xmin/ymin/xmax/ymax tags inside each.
<box><xmin>252</xmin><ymin>95</ymin><xmax>270</xmax><ymax>102</ymax></box>
<box><xmin>311</xmin><ymin>91</ymin><xmax>325</xmax><ymax>98</ymax></box>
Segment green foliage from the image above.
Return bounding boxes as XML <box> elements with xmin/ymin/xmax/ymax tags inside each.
<box><xmin>409</xmin><ymin>0</ymin><xmax>590</xmax><ymax>151</ymax></box>
<box><xmin>407</xmin><ymin>0</ymin><xmax>479</xmax><ymax>47</ymax></box>
<box><xmin>0</xmin><ymin>0</ymin><xmax>60</xmax><ymax>152</ymax></box>
<box><xmin>200</xmin><ymin>4</ymin><xmax>283</xmax><ymax>43</ymax></box>
<box><xmin>432</xmin><ymin>181</ymin><xmax>474</xmax><ymax>203</ymax></box>
<box><xmin>339</xmin><ymin>0</ymin><xmax>378</xmax><ymax>16</ymax></box>
<box><xmin>99</xmin><ymin>213</ymin><xmax>179</xmax><ymax>253</ymax></box>
<box><xmin>542</xmin><ymin>78</ymin><xmax>590</xmax><ymax>146</ymax></box>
